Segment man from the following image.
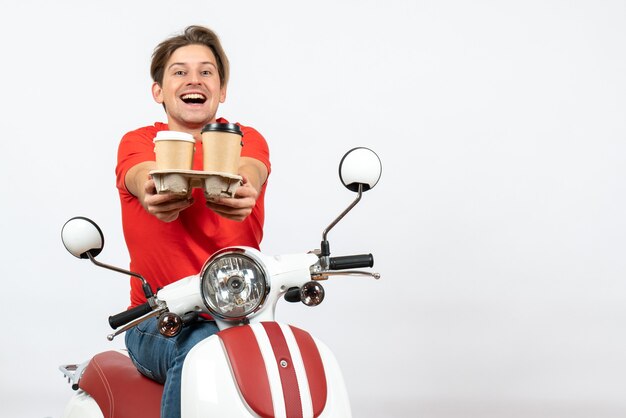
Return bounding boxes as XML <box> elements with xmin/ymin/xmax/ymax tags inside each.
<box><xmin>115</xmin><ymin>25</ymin><xmax>270</xmax><ymax>417</ymax></box>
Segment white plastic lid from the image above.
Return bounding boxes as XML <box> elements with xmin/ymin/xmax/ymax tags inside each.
<box><xmin>153</xmin><ymin>131</ymin><xmax>195</xmax><ymax>143</ymax></box>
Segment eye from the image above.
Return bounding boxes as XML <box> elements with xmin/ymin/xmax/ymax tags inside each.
<box><xmin>174</xmin><ymin>70</ymin><xmax>186</xmax><ymax>76</ymax></box>
<box><xmin>201</xmin><ymin>70</ymin><xmax>213</xmax><ymax>77</ymax></box>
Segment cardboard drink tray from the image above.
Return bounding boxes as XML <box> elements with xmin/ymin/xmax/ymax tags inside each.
<box><xmin>150</xmin><ymin>169</ymin><xmax>243</xmax><ymax>198</ymax></box>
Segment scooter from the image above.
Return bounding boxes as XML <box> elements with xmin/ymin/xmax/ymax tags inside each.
<box><xmin>59</xmin><ymin>147</ymin><xmax>382</xmax><ymax>418</ymax></box>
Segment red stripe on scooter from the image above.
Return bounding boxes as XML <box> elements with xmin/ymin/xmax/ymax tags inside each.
<box><xmin>219</xmin><ymin>326</ymin><xmax>274</xmax><ymax>418</ymax></box>
<box><xmin>290</xmin><ymin>326</ymin><xmax>328</xmax><ymax>417</ymax></box>
<box><xmin>262</xmin><ymin>322</ymin><xmax>303</xmax><ymax>418</ymax></box>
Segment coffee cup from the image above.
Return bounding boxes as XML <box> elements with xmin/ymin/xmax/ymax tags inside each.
<box><xmin>200</xmin><ymin>123</ymin><xmax>243</xmax><ymax>174</ymax></box>
<box><xmin>152</xmin><ymin>131</ymin><xmax>195</xmax><ymax>195</ymax></box>
<box><xmin>153</xmin><ymin>130</ymin><xmax>196</xmax><ymax>170</ymax></box>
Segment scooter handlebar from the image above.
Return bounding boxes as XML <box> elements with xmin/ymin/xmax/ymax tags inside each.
<box><xmin>108</xmin><ymin>302</ymin><xmax>153</xmax><ymax>329</ymax></box>
<box><xmin>328</xmin><ymin>253</ymin><xmax>374</xmax><ymax>270</ymax></box>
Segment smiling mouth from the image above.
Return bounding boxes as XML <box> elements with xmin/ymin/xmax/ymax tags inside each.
<box><xmin>180</xmin><ymin>93</ymin><xmax>207</xmax><ymax>104</ymax></box>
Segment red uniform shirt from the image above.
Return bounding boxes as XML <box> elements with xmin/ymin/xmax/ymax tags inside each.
<box><xmin>115</xmin><ymin>119</ymin><xmax>270</xmax><ymax>307</ymax></box>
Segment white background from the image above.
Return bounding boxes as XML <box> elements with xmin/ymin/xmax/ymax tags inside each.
<box><xmin>1</xmin><ymin>1</ymin><xmax>625</xmax><ymax>417</ymax></box>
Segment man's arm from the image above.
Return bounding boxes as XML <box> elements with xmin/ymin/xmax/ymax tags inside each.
<box><xmin>205</xmin><ymin>156</ymin><xmax>269</xmax><ymax>222</ymax></box>
<box><xmin>125</xmin><ymin>161</ymin><xmax>194</xmax><ymax>223</ymax></box>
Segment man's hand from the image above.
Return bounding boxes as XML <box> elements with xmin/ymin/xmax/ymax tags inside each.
<box><xmin>126</xmin><ymin>161</ymin><xmax>194</xmax><ymax>223</ymax></box>
<box><xmin>206</xmin><ymin>176</ymin><xmax>258</xmax><ymax>222</ymax></box>
<box><xmin>142</xmin><ymin>178</ymin><xmax>194</xmax><ymax>222</ymax></box>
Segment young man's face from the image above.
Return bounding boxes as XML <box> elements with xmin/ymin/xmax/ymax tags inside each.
<box><xmin>152</xmin><ymin>44</ymin><xmax>226</xmax><ymax>132</ymax></box>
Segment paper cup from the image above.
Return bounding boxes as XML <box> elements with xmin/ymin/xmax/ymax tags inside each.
<box><xmin>200</xmin><ymin>123</ymin><xmax>243</xmax><ymax>175</ymax></box>
<box><xmin>153</xmin><ymin>131</ymin><xmax>195</xmax><ymax>170</ymax></box>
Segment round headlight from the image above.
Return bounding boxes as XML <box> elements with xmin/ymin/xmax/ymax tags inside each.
<box><xmin>200</xmin><ymin>249</ymin><xmax>269</xmax><ymax>320</ymax></box>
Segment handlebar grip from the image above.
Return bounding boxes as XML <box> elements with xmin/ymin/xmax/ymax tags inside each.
<box><xmin>284</xmin><ymin>287</ymin><xmax>302</xmax><ymax>303</ymax></box>
<box><xmin>329</xmin><ymin>254</ymin><xmax>374</xmax><ymax>270</ymax></box>
<box><xmin>108</xmin><ymin>303</ymin><xmax>152</xmax><ymax>329</ymax></box>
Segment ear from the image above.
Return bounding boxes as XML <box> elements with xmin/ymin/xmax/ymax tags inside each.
<box><xmin>219</xmin><ymin>85</ymin><xmax>227</xmax><ymax>103</ymax></box>
<box><xmin>152</xmin><ymin>82</ymin><xmax>164</xmax><ymax>104</ymax></box>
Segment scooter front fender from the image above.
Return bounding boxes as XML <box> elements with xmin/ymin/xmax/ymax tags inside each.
<box><xmin>182</xmin><ymin>322</ymin><xmax>351</xmax><ymax>418</ymax></box>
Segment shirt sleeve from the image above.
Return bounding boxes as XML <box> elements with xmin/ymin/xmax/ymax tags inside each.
<box><xmin>239</xmin><ymin>124</ymin><xmax>271</xmax><ymax>175</ymax></box>
<box><xmin>115</xmin><ymin>126</ymin><xmax>159</xmax><ymax>194</ymax></box>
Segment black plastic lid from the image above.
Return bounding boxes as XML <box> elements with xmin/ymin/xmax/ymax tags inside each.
<box><xmin>201</xmin><ymin>123</ymin><xmax>243</xmax><ymax>136</ymax></box>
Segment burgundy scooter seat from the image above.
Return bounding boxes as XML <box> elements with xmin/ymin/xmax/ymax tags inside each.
<box><xmin>79</xmin><ymin>350</ymin><xmax>162</xmax><ymax>418</ymax></box>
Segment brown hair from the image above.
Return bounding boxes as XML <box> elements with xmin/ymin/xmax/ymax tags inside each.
<box><xmin>150</xmin><ymin>25</ymin><xmax>230</xmax><ymax>87</ymax></box>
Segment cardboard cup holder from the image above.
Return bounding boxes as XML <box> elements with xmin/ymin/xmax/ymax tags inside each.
<box><xmin>150</xmin><ymin>169</ymin><xmax>243</xmax><ymax>199</ymax></box>
<box><xmin>152</xmin><ymin>172</ymin><xmax>191</xmax><ymax>196</ymax></box>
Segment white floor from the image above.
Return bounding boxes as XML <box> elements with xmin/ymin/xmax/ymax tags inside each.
<box><xmin>353</xmin><ymin>399</ymin><xmax>626</xmax><ymax>418</ymax></box>
<box><xmin>7</xmin><ymin>394</ymin><xmax>626</xmax><ymax>418</ymax></box>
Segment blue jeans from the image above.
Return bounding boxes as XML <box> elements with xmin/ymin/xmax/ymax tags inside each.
<box><xmin>125</xmin><ymin>316</ymin><xmax>219</xmax><ymax>418</ymax></box>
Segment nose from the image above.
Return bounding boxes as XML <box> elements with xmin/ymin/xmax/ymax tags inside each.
<box><xmin>187</xmin><ymin>71</ymin><xmax>201</xmax><ymax>85</ymax></box>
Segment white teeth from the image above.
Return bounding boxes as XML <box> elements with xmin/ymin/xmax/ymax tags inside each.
<box><xmin>181</xmin><ymin>93</ymin><xmax>206</xmax><ymax>100</ymax></box>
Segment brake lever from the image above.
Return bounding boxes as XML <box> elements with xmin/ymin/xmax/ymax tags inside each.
<box><xmin>106</xmin><ymin>308</ymin><xmax>167</xmax><ymax>341</ymax></box>
<box><xmin>312</xmin><ymin>270</ymin><xmax>381</xmax><ymax>280</ymax></box>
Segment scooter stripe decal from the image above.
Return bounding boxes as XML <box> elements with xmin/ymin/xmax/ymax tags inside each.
<box><xmin>250</xmin><ymin>323</ymin><xmax>287</xmax><ymax>418</ymax></box>
<box><xmin>279</xmin><ymin>323</ymin><xmax>314</xmax><ymax>418</ymax></box>
<box><xmin>262</xmin><ymin>322</ymin><xmax>304</xmax><ymax>418</ymax></box>
<box><xmin>290</xmin><ymin>326</ymin><xmax>328</xmax><ymax>417</ymax></box>
<box><xmin>218</xmin><ymin>325</ymin><xmax>274</xmax><ymax>417</ymax></box>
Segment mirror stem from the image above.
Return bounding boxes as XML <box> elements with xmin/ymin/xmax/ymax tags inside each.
<box><xmin>321</xmin><ymin>183</ymin><xmax>364</xmax><ymax>260</ymax></box>
<box><xmin>86</xmin><ymin>252</ymin><xmax>155</xmax><ymax>301</ymax></box>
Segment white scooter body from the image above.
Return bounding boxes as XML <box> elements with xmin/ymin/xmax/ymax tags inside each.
<box><xmin>61</xmin><ymin>252</ymin><xmax>353</xmax><ymax>418</ymax></box>
<box><xmin>62</xmin><ymin>390</ymin><xmax>105</xmax><ymax>418</ymax></box>
<box><xmin>181</xmin><ymin>324</ymin><xmax>351</xmax><ymax>417</ymax></box>
<box><xmin>62</xmin><ymin>328</ymin><xmax>351</xmax><ymax>418</ymax></box>
<box><xmin>167</xmin><ymin>251</ymin><xmax>353</xmax><ymax>417</ymax></box>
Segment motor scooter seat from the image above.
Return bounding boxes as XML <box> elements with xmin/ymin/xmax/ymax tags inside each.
<box><xmin>79</xmin><ymin>350</ymin><xmax>162</xmax><ymax>418</ymax></box>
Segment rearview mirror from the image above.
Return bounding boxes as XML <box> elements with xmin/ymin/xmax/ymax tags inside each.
<box><xmin>61</xmin><ymin>217</ymin><xmax>104</xmax><ymax>259</ymax></box>
<box><xmin>338</xmin><ymin>147</ymin><xmax>382</xmax><ymax>192</ymax></box>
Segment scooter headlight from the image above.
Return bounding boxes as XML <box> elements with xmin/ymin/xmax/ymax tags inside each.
<box><xmin>200</xmin><ymin>249</ymin><xmax>269</xmax><ymax>321</ymax></box>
